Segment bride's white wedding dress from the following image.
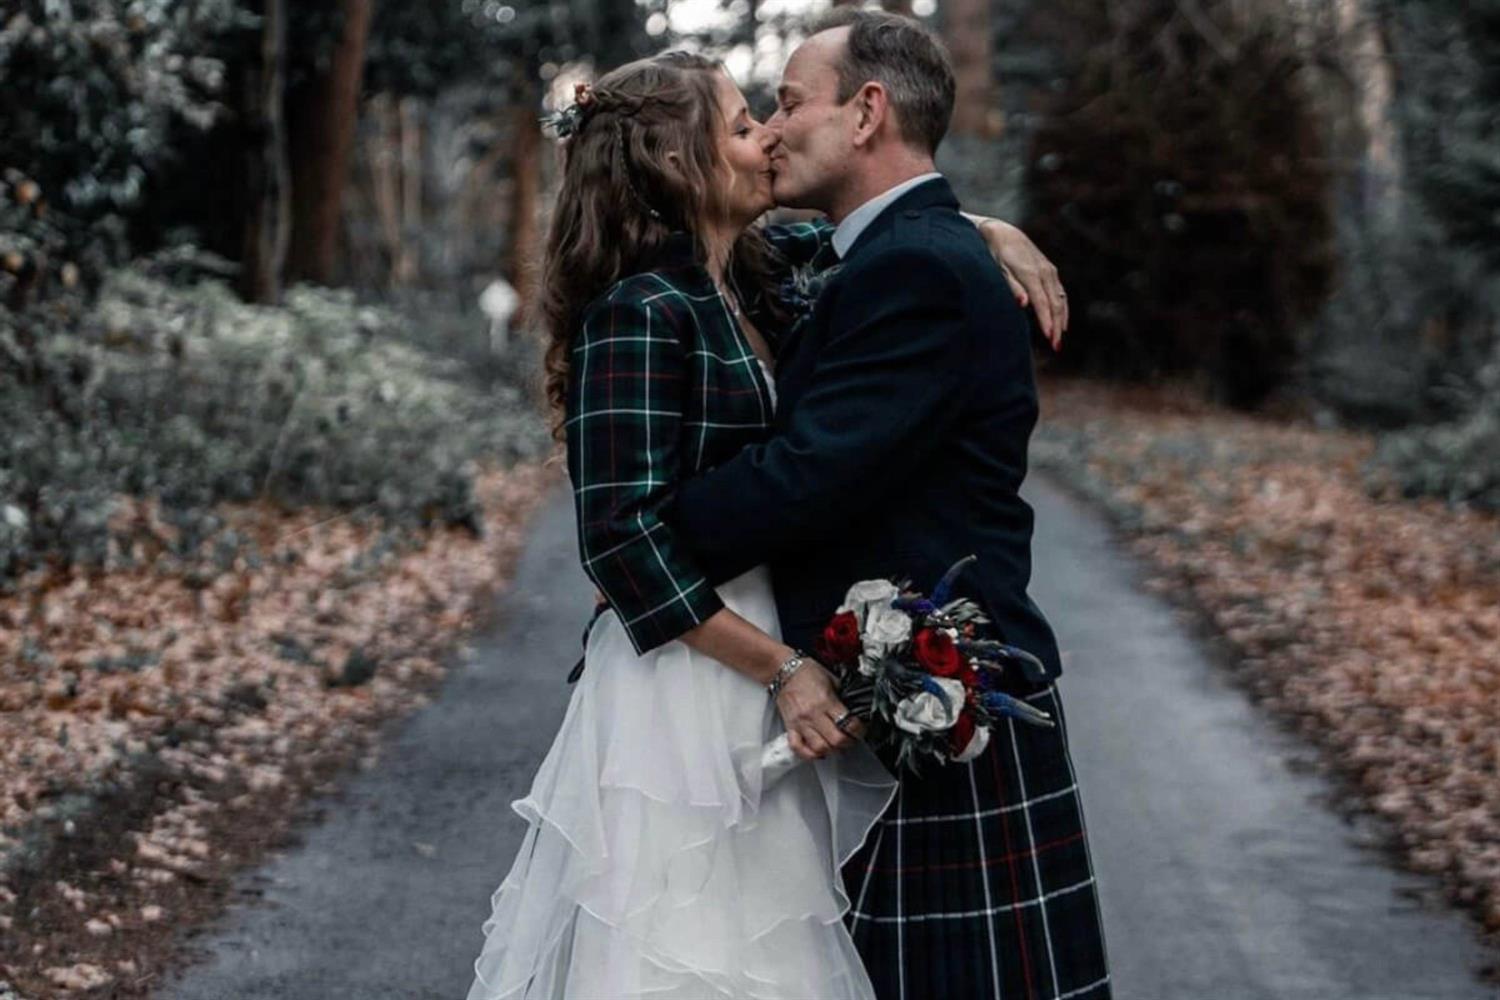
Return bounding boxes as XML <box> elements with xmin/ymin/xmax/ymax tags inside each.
<box><xmin>466</xmin><ymin>360</ymin><xmax>900</xmax><ymax>1000</ymax></box>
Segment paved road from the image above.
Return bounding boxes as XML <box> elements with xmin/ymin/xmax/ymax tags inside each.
<box><xmin>1026</xmin><ymin>476</ymin><xmax>1495</xmax><ymax>1000</ymax></box>
<box><xmin>159</xmin><ymin>478</ymin><xmax>1497</xmax><ymax>999</ymax></box>
<box><xmin>159</xmin><ymin>489</ymin><xmax>588</xmax><ymax>1000</ymax></box>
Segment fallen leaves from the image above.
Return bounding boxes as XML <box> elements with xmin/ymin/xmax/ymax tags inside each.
<box><xmin>43</xmin><ymin>964</ymin><xmax>112</xmax><ymax>991</ymax></box>
<box><xmin>0</xmin><ymin>459</ymin><xmax>556</xmax><ymax>996</ymax></box>
<box><xmin>1035</xmin><ymin>377</ymin><xmax>1500</xmax><ymax>942</ymax></box>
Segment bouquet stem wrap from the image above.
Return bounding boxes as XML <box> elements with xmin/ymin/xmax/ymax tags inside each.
<box><xmin>759</xmin><ymin>732</ymin><xmax>803</xmax><ymax>789</ymax></box>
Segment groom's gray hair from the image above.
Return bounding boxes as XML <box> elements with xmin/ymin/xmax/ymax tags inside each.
<box><xmin>806</xmin><ymin>8</ymin><xmax>956</xmax><ymax>155</ymax></box>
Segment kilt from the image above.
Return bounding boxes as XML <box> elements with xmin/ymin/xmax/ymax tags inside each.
<box><xmin>842</xmin><ymin>678</ymin><xmax>1112</xmax><ymax>1000</ymax></box>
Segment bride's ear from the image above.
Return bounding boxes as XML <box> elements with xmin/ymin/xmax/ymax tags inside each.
<box><xmin>661</xmin><ymin>149</ymin><xmax>693</xmax><ymax>188</ymax></box>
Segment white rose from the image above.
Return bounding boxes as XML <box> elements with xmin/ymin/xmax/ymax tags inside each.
<box><xmin>862</xmin><ymin>604</ymin><xmax>912</xmax><ymax>658</ymax></box>
<box><xmin>839</xmin><ymin>579</ymin><xmax>899</xmax><ymax>627</ymax></box>
<box><xmin>952</xmin><ymin>724</ymin><xmax>991</xmax><ymax>763</ymax></box>
<box><xmin>857</xmin><ymin>653</ymin><xmax>879</xmax><ymax>678</ymax></box>
<box><xmin>892</xmin><ymin>678</ymin><xmax>967</xmax><ymax>735</ymax></box>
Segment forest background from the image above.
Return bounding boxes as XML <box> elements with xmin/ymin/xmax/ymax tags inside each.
<box><xmin>2</xmin><ymin>0</ymin><xmax>1498</xmax><ymax>994</ymax></box>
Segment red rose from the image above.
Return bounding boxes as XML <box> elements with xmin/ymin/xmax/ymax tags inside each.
<box><xmin>949</xmin><ymin>710</ymin><xmax>977</xmax><ymax>756</ymax></box>
<box><xmin>913</xmin><ymin>627</ymin><xmax>963</xmax><ymax>677</ymax></box>
<box><xmin>958</xmin><ymin>665</ymin><xmax>981</xmax><ymax>697</ymax></box>
<box><xmin>815</xmin><ymin>611</ymin><xmax>863</xmax><ymax>665</ymax></box>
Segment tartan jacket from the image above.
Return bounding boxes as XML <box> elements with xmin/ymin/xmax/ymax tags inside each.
<box><xmin>564</xmin><ymin>221</ymin><xmax>834</xmax><ymax>655</ymax></box>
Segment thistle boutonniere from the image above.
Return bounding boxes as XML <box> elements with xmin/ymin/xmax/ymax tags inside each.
<box><xmin>784</xmin><ymin>259</ymin><xmax>843</xmax><ymax>314</ymax></box>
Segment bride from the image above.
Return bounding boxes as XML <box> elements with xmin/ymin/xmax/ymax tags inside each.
<box><xmin>466</xmin><ymin>50</ymin><xmax>1062</xmax><ymax>999</ymax></box>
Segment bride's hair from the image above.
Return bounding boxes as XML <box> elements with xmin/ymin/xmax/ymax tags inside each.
<box><xmin>539</xmin><ymin>51</ymin><xmax>789</xmax><ymax>440</ymax></box>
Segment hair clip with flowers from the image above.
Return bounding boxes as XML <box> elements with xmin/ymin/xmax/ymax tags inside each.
<box><xmin>540</xmin><ymin>81</ymin><xmax>596</xmax><ymax>138</ymax></box>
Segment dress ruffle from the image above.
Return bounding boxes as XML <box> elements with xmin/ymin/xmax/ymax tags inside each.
<box><xmin>467</xmin><ymin>566</ymin><xmax>899</xmax><ymax>999</ymax></box>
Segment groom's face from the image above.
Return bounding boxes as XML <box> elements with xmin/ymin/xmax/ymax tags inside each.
<box><xmin>767</xmin><ymin>29</ymin><xmax>856</xmax><ymax>212</ymax></box>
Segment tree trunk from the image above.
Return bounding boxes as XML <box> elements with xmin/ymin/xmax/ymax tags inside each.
<box><xmin>506</xmin><ymin>81</ymin><xmax>543</xmax><ymax>328</ymax></box>
<box><xmin>945</xmin><ymin>0</ymin><xmax>996</xmax><ymax>137</ymax></box>
<box><xmin>1335</xmin><ymin>0</ymin><xmax>1402</xmax><ymax>216</ymax></box>
<box><xmin>366</xmin><ymin>93</ymin><xmax>403</xmax><ymax>287</ymax></box>
<box><xmin>397</xmin><ymin>95</ymin><xmax>422</xmax><ymax>285</ymax></box>
<box><xmin>285</xmin><ymin>0</ymin><xmax>375</xmax><ymax>285</ymax></box>
<box><xmin>239</xmin><ymin>0</ymin><xmax>289</xmax><ymax>304</ymax></box>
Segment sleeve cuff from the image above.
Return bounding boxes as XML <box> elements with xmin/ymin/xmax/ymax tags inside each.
<box><xmin>615</xmin><ymin>578</ymin><xmax>726</xmax><ymax>656</ymax></box>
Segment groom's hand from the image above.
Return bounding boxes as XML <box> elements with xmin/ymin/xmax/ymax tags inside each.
<box><xmin>776</xmin><ymin>658</ymin><xmax>859</xmax><ymax>761</ymax></box>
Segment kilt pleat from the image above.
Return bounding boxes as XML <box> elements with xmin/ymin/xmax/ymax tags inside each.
<box><xmin>842</xmin><ymin>680</ymin><xmax>1112</xmax><ymax>1000</ymax></box>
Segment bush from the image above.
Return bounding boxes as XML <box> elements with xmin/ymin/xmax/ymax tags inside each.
<box><xmin>0</xmin><ymin>1</ymin><xmax>249</xmax><ymax>295</ymax></box>
<box><xmin>1373</xmin><ymin>344</ymin><xmax>1500</xmax><ymax>511</ymax></box>
<box><xmin>1328</xmin><ymin>0</ymin><xmax>1500</xmax><ymax>505</ymax></box>
<box><xmin>1301</xmin><ymin>0</ymin><xmax>1499</xmax><ymax>427</ymax></box>
<box><xmin>1021</xmin><ymin>0</ymin><xmax>1335</xmax><ymax>408</ymax></box>
<box><xmin>0</xmin><ymin>258</ymin><xmax>550</xmax><ymax>585</ymax></box>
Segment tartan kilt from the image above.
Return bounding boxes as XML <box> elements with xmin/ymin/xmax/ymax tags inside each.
<box><xmin>842</xmin><ymin>678</ymin><xmax>1113</xmax><ymax>1000</ymax></box>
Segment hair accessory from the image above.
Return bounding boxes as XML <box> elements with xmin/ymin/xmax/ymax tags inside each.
<box><xmin>540</xmin><ymin>81</ymin><xmax>597</xmax><ymax>139</ymax></box>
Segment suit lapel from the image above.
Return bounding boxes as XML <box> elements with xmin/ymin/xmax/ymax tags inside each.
<box><xmin>771</xmin><ymin>237</ymin><xmax>838</xmax><ymax>381</ymax></box>
<box><xmin>775</xmin><ymin>177</ymin><xmax>960</xmax><ymax>416</ymax></box>
<box><xmin>772</xmin><ymin>311</ymin><xmax>820</xmax><ymax>418</ymax></box>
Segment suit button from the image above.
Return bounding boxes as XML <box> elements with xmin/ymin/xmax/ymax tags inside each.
<box><xmin>903</xmin><ymin>210</ymin><xmax>920</xmax><ymax>218</ymax></box>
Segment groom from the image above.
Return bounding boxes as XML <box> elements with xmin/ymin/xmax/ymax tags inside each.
<box><xmin>663</xmin><ymin>9</ymin><xmax>1112</xmax><ymax>999</ymax></box>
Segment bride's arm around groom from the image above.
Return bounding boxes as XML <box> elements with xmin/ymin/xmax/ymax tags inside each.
<box><xmin>665</xmin><ymin>227</ymin><xmax>986</xmax><ymax>583</ymax></box>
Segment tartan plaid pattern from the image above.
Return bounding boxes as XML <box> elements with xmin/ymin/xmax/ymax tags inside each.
<box><xmin>564</xmin><ymin>225</ymin><xmax>828</xmax><ymax>655</ymax></box>
<box><xmin>761</xmin><ymin>217</ymin><xmax>835</xmax><ymax>262</ymax></box>
<box><xmin>844</xmin><ymin>679</ymin><xmax>1113</xmax><ymax>1000</ymax></box>
<box><xmin>751</xmin><ymin>218</ymin><xmax>838</xmax><ymax>338</ymax></box>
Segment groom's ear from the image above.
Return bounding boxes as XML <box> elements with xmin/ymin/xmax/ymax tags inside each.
<box><xmin>850</xmin><ymin>81</ymin><xmax>889</xmax><ymax>149</ymax></box>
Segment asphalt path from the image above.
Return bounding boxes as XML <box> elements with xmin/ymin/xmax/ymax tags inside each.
<box><xmin>1026</xmin><ymin>476</ymin><xmax>1495</xmax><ymax>1000</ymax></box>
<box><xmin>158</xmin><ymin>477</ymin><xmax>1497</xmax><ymax>999</ymax></box>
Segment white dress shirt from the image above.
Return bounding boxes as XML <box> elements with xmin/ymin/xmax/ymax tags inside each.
<box><xmin>830</xmin><ymin>171</ymin><xmax>944</xmax><ymax>259</ymax></box>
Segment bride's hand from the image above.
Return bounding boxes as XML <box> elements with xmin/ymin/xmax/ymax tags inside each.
<box><xmin>775</xmin><ymin>658</ymin><xmax>861</xmax><ymax>761</ymax></box>
<box><xmin>967</xmin><ymin>216</ymin><xmax>1068</xmax><ymax>351</ymax></box>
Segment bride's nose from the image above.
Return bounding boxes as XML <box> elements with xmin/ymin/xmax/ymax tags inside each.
<box><xmin>757</xmin><ymin>124</ymin><xmax>779</xmax><ymax>155</ymax></box>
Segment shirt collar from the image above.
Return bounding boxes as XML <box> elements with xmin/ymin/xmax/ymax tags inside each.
<box><xmin>830</xmin><ymin>172</ymin><xmax>944</xmax><ymax>259</ymax></box>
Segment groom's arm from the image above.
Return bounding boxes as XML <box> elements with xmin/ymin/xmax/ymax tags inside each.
<box><xmin>664</xmin><ymin>246</ymin><xmax>979</xmax><ymax>583</ymax></box>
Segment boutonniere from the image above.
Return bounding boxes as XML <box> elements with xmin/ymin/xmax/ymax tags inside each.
<box><xmin>784</xmin><ymin>260</ymin><xmax>843</xmax><ymax>312</ymax></box>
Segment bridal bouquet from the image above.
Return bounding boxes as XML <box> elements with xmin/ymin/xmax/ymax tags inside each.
<box><xmin>760</xmin><ymin>556</ymin><xmax>1056</xmax><ymax>787</ymax></box>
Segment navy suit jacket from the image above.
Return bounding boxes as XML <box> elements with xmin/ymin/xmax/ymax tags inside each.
<box><xmin>663</xmin><ymin>177</ymin><xmax>1062</xmax><ymax>681</ymax></box>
